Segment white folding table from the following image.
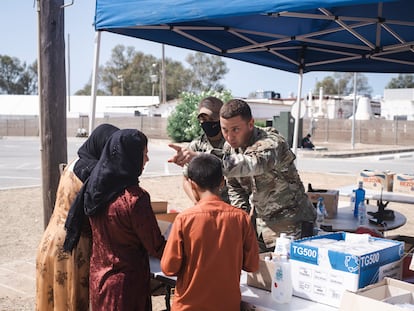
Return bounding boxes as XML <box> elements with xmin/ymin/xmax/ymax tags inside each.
<box><xmin>337</xmin><ymin>185</ymin><xmax>414</xmax><ymax>205</ymax></box>
<box><xmin>150</xmin><ymin>257</ymin><xmax>338</xmax><ymax>311</ymax></box>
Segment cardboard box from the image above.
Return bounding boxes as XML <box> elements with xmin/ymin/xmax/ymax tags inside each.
<box><xmin>393</xmin><ymin>174</ymin><xmax>414</xmax><ymax>195</ymax></box>
<box><xmin>290</xmin><ymin>232</ymin><xmax>403</xmax><ymax>307</ymax></box>
<box><xmin>339</xmin><ymin>277</ymin><xmax>414</xmax><ymax>311</ymax></box>
<box><xmin>152</xmin><ymin>200</ymin><xmax>179</xmax><ymax>224</ymax></box>
<box><xmin>155</xmin><ymin>212</ymin><xmax>179</xmax><ymax>223</ymax></box>
<box><xmin>387</xmin><ymin>235</ymin><xmax>414</xmax><ymax>282</ymax></box>
<box><xmin>307</xmin><ymin>189</ymin><xmax>339</xmax><ymax>218</ymax></box>
<box><xmin>357</xmin><ymin>170</ymin><xmax>394</xmax><ymax>192</ymax></box>
<box><xmin>152</xmin><ymin>201</ymin><xmax>168</xmax><ymax>214</ymax></box>
<box><xmin>246</xmin><ymin>252</ymin><xmax>275</xmax><ymax>291</ymax></box>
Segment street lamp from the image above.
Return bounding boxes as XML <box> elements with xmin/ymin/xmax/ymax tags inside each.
<box><xmin>117</xmin><ymin>74</ymin><xmax>124</xmax><ymax>96</ymax></box>
<box><xmin>150</xmin><ymin>63</ymin><xmax>158</xmax><ymax>98</ymax></box>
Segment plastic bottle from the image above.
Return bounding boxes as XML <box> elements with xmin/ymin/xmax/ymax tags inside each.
<box><xmin>354</xmin><ymin>181</ymin><xmax>366</xmax><ymax>218</ymax></box>
<box><xmin>358</xmin><ymin>200</ymin><xmax>367</xmax><ymax>226</ymax></box>
<box><xmin>350</xmin><ymin>190</ymin><xmax>355</xmax><ymax>209</ymax></box>
<box><xmin>274</xmin><ymin>233</ymin><xmax>291</xmax><ymax>257</ymax></box>
<box><xmin>315</xmin><ymin>197</ymin><xmax>326</xmax><ymax>232</ymax></box>
<box><xmin>271</xmin><ymin>255</ymin><xmax>293</xmax><ymax>304</ymax></box>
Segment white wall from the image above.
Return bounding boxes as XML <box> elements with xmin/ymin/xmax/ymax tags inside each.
<box><xmin>246</xmin><ymin>99</ymin><xmax>294</xmax><ymax>119</ymax></box>
<box><xmin>382</xmin><ymin>89</ymin><xmax>414</xmax><ymax>120</ymax></box>
<box><xmin>0</xmin><ymin>95</ymin><xmax>166</xmax><ymax>118</ymax></box>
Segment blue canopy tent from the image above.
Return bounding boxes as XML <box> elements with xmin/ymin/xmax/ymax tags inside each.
<box><xmin>91</xmin><ymin>0</ymin><xmax>414</xmax><ymax>154</ymax></box>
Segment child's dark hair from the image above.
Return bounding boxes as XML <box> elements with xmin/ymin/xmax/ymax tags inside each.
<box><xmin>187</xmin><ymin>154</ymin><xmax>222</xmax><ymax>191</ymax></box>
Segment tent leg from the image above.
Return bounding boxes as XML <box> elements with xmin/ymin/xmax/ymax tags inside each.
<box><xmin>351</xmin><ymin>72</ymin><xmax>357</xmax><ymax>149</ymax></box>
<box><xmin>89</xmin><ymin>31</ymin><xmax>101</xmax><ymax>135</ymax></box>
<box><xmin>292</xmin><ymin>68</ymin><xmax>304</xmax><ymax>159</ymax></box>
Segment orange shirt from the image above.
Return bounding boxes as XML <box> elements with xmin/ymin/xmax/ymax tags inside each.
<box><xmin>161</xmin><ymin>195</ymin><xmax>259</xmax><ymax>311</ymax></box>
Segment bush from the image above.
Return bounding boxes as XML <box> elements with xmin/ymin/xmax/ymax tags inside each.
<box><xmin>167</xmin><ymin>90</ymin><xmax>232</xmax><ymax>142</ymax></box>
<box><xmin>254</xmin><ymin>120</ymin><xmax>267</xmax><ymax>127</ymax></box>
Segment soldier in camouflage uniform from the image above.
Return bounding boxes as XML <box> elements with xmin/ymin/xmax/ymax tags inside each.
<box><xmin>220</xmin><ymin>99</ymin><xmax>316</xmax><ymax>252</ymax></box>
<box><xmin>168</xmin><ymin>96</ymin><xmax>229</xmax><ymax>202</ymax></box>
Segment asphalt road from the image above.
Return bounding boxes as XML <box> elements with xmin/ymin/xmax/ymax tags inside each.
<box><xmin>0</xmin><ymin>137</ymin><xmax>183</xmax><ymax>189</ymax></box>
<box><xmin>0</xmin><ymin>137</ymin><xmax>412</xmax><ymax>189</ymax></box>
<box><xmin>295</xmin><ymin>152</ymin><xmax>413</xmax><ymax>176</ymax></box>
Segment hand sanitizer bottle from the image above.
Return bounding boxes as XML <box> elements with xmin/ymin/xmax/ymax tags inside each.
<box><xmin>271</xmin><ymin>232</ymin><xmax>293</xmax><ymax>304</ymax></box>
<box><xmin>271</xmin><ymin>254</ymin><xmax>293</xmax><ymax>304</ymax></box>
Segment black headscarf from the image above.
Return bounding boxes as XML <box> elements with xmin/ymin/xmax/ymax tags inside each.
<box><xmin>83</xmin><ymin>129</ymin><xmax>148</xmax><ymax>216</ymax></box>
<box><xmin>73</xmin><ymin>123</ymin><xmax>120</xmax><ymax>182</ymax></box>
<box><xmin>63</xmin><ymin>124</ymin><xmax>119</xmax><ymax>252</ymax></box>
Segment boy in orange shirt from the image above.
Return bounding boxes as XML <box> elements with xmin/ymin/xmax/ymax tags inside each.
<box><xmin>161</xmin><ymin>153</ymin><xmax>259</xmax><ymax>311</ymax></box>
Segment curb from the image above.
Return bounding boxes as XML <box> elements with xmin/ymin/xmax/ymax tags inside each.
<box><xmin>300</xmin><ymin>148</ymin><xmax>414</xmax><ymax>159</ymax></box>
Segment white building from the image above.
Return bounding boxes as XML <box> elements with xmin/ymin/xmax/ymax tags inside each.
<box><xmin>0</xmin><ymin>95</ymin><xmax>177</xmax><ymax>118</ymax></box>
<box><xmin>0</xmin><ymin>94</ymin><xmax>297</xmax><ymax>121</ymax></box>
<box><xmin>381</xmin><ymin>88</ymin><xmax>414</xmax><ymax>120</ymax></box>
<box><xmin>3</xmin><ymin>89</ymin><xmax>413</xmax><ymax>121</ymax></box>
<box><xmin>246</xmin><ymin>98</ymin><xmax>295</xmax><ymax>120</ymax></box>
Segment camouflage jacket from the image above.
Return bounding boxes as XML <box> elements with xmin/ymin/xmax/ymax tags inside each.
<box><xmin>188</xmin><ymin>133</ymin><xmax>225</xmax><ymax>158</ymax></box>
<box><xmin>222</xmin><ymin>127</ymin><xmax>316</xmax><ymax>247</ymax></box>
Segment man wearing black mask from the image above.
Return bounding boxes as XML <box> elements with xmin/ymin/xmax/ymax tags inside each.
<box><xmin>168</xmin><ymin>96</ymin><xmax>228</xmax><ymax>202</ymax></box>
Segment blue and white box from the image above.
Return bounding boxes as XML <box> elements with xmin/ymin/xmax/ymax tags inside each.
<box><xmin>290</xmin><ymin>232</ymin><xmax>404</xmax><ymax>307</ymax></box>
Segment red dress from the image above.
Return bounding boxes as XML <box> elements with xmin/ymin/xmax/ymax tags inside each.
<box><xmin>89</xmin><ymin>186</ymin><xmax>165</xmax><ymax>311</ymax></box>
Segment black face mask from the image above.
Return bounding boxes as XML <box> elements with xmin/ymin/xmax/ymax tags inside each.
<box><xmin>201</xmin><ymin>121</ymin><xmax>221</xmax><ymax>137</ymax></box>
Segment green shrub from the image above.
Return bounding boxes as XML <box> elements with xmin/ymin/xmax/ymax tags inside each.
<box><xmin>167</xmin><ymin>90</ymin><xmax>232</xmax><ymax>142</ymax></box>
<box><xmin>254</xmin><ymin>120</ymin><xmax>267</xmax><ymax>127</ymax></box>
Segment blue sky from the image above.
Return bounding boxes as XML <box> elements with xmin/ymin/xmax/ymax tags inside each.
<box><xmin>1</xmin><ymin>0</ymin><xmax>398</xmax><ymax>98</ymax></box>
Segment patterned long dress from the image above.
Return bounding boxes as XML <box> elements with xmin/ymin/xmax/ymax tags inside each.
<box><xmin>35</xmin><ymin>160</ymin><xmax>91</xmax><ymax>311</ymax></box>
<box><xmin>89</xmin><ymin>186</ymin><xmax>165</xmax><ymax>311</ymax></box>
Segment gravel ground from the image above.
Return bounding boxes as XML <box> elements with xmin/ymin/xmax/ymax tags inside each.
<box><xmin>1</xmin><ymin>172</ymin><xmax>413</xmax><ymax>310</ymax></box>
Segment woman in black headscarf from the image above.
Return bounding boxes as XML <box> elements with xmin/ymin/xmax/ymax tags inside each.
<box><xmin>86</xmin><ymin>129</ymin><xmax>166</xmax><ymax>311</ymax></box>
<box><xmin>36</xmin><ymin>123</ymin><xmax>119</xmax><ymax>311</ymax></box>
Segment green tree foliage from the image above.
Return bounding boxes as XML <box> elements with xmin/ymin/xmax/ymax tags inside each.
<box><xmin>314</xmin><ymin>72</ymin><xmax>372</xmax><ymax>96</ymax></box>
<box><xmin>386</xmin><ymin>74</ymin><xmax>414</xmax><ymax>89</ymax></box>
<box><xmin>185</xmin><ymin>52</ymin><xmax>229</xmax><ymax>93</ymax></box>
<box><xmin>74</xmin><ymin>76</ymin><xmax>107</xmax><ymax>96</ymax></box>
<box><xmin>75</xmin><ymin>46</ymin><xmax>229</xmax><ymax>99</ymax></box>
<box><xmin>167</xmin><ymin>90</ymin><xmax>232</xmax><ymax>142</ymax></box>
<box><xmin>0</xmin><ymin>55</ymin><xmax>37</xmax><ymax>94</ymax></box>
<box><xmin>102</xmin><ymin>45</ymin><xmax>157</xmax><ymax>96</ymax></box>
<box><xmin>20</xmin><ymin>61</ymin><xmax>38</xmax><ymax>94</ymax></box>
<box><xmin>77</xmin><ymin>45</ymin><xmax>192</xmax><ymax>99</ymax></box>
<box><xmin>315</xmin><ymin>76</ymin><xmax>337</xmax><ymax>95</ymax></box>
<box><xmin>163</xmin><ymin>60</ymin><xmax>193</xmax><ymax>100</ymax></box>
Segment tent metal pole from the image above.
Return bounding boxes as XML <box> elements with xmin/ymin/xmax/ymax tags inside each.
<box><xmin>67</xmin><ymin>33</ymin><xmax>71</xmax><ymax>112</ymax></box>
<box><xmin>36</xmin><ymin>0</ymin><xmax>43</xmax><ymax>143</ymax></box>
<box><xmin>292</xmin><ymin>68</ymin><xmax>303</xmax><ymax>159</ymax></box>
<box><xmin>161</xmin><ymin>44</ymin><xmax>166</xmax><ymax>105</ymax></box>
<box><xmin>351</xmin><ymin>72</ymin><xmax>357</xmax><ymax>149</ymax></box>
<box><xmin>89</xmin><ymin>31</ymin><xmax>101</xmax><ymax>135</ymax></box>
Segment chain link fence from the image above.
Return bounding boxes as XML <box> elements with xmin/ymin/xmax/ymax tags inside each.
<box><xmin>1</xmin><ymin>116</ymin><xmax>413</xmax><ymax>145</ymax></box>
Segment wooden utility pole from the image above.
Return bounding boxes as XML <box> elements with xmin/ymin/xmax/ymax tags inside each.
<box><xmin>37</xmin><ymin>0</ymin><xmax>68</xmax><ymax>228</ymax></box>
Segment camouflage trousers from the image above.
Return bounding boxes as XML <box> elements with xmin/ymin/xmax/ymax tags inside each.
<box><xmin>254</xmin><ymin>218</ymin><xmax>315</xmax><ymax>253</ymax></box>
